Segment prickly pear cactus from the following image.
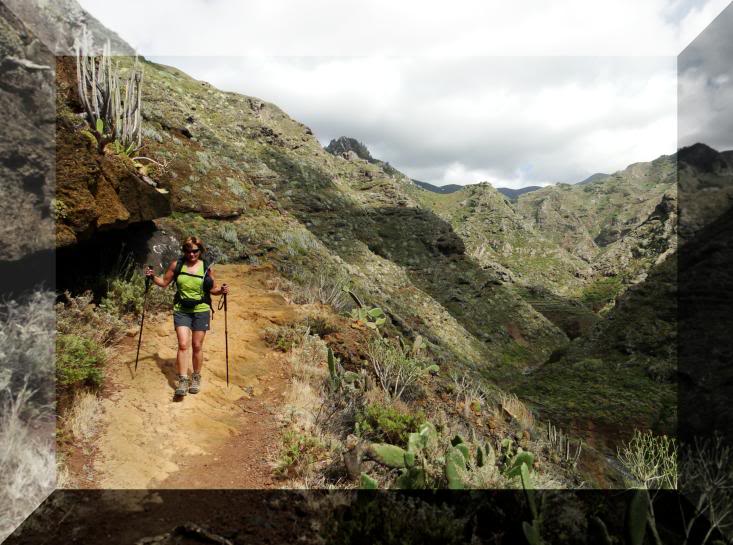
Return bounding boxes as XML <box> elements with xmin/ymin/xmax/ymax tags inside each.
<box><xmin>367</xmin><ymin>443</ymin><xmax>408</xmax><ymax>468</ymax></box>
<box><xmin>445</xmin><ymin>446</ymin><xmax>467</xmax><ymax>489</ymax></box>
<box><xmin>505</xmin><ymin>451</ymin><xmax>535</xmax><ymax>479</ymax></box>
<box><xmin>394</xmin><ymin>467</ymin><xmax>427</xmax><ymax>489</ymax></box>
<box><xmin>360</xmin><ymin>473</ymin><xmax>378</xmax><ymax>489</ymax></box>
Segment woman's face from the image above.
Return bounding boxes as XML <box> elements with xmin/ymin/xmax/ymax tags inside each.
<box><xmin>183</xmin><ymin>246</ymin><xmax>202</xmax><ymax>261</ymax></box>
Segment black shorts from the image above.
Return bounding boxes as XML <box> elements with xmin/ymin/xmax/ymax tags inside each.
<box><xmin>173</xmin><ymin>310</ymin><xmax>210</xmax><ymax>331</ymax></box>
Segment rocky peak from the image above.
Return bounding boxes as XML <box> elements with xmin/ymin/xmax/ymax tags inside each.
<box><xmin>325</xmin><ymin>136</ymin><xmax>374</xmax><ymax>162</ymax></box>
<box><xmin>678</xmin><ymin>142</ymin><xmax>731</xmax><ymax>172</ymax></box>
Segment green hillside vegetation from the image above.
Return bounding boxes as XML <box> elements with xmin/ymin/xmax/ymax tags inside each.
<box><xmin>54</xmin><ymin>54</ymin><xmax>596</xmax><ymax>489</ymax></box>
<box><xmin>53</xmin><ymin>48</ymin><xmax>722</xmax><ymax>490</ymax></box>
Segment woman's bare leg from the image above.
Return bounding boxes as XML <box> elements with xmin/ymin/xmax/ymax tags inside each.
<box><xmin>192</xmin><ymin>330</ymin><xmax>206</xmax><ymax>373</ymax></box>
<box><xmin>175</xmin><ymin>326</ymin><xmax>192</xmax><ymax>375</ymax></box>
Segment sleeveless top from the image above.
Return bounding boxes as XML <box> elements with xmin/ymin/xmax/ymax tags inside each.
<box><xmin>173</xmin><ymin>260</ymin><xmax>210</xmax><ymax>314</ymax></box>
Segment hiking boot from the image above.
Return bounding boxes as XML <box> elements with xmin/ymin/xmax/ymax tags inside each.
<box><xmin>189</xmin><ymin>372</ymin><xmax>202</xmax><ymax>394</ymax></box>
<box><xmin>175</xmin><ymin>375</ymin><xmax>189</xmax><ymax>396</ymax></box>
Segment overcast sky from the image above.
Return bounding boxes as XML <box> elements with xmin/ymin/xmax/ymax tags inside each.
<box><xmin>77</xmin><ymin>0</ymin><xmax>730</xmax><ymax>188</ymax></box>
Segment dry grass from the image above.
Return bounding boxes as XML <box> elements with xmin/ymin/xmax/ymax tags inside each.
<box><xmin>276</xmin><ymin>329</ymin><xmax>341</xmax><ymax>487</ymax></box>
<box><xmin>66</xmin><ymin>391</ymin><xmax>103</xmax><ymax>442</ymax></box>
<box><xmin>0</xmin><ymin>291</ymin><xmax>55</xmax><ymax>406</ymax></box>
<box><xmin>498</xmin><ymin>392</ymin><xmax>536</xmax><ymax>431</ymax></box>
<box><xmin>0</xmin><ymin>386</ymin><xmax>55</xmax><ymax>541</ymax></box>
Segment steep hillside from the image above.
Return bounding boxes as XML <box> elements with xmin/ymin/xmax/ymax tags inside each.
<box><xmin>56</xmin><ymin>55</ymin><xmax>568</xmax><ymax>371</ymax></box>
<box><xmin>516</xmin><ymin>254</ymin><xmax>677</xmax><ymax>448</ymax></box>
<box><xmin>51</xmin><ymin>51</ymin><xmax>597</xmax><ymax>495</ymax></box>
<box><xmin>516</xmin><ymin>156</ymin><xmax>675</xmax><ymax>262</ymax></box>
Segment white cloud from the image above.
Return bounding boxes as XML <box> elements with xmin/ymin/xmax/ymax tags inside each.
<box><xmin>77</xmin><ymin>0</ymin><xmax>727</xmax><ymax>56</ymax></box>
<box><xmin>75</xmin><ymin>0</ymin><xmax>726</xmax><ymax>187</ymax></box>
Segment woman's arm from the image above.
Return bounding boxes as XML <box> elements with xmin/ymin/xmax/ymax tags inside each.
<box><xmin>208</xmin><ymin>269</ymin><xmax>229</xmax><ymax>295</ymax></box>
<box><xmin>146</xmin><ymin>260</ymin><xmax>177</xmax><ymax>288</ymax></box>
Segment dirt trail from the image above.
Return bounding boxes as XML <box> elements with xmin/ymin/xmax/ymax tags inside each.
<box><xmin>79</xmin><ymin>264</ymin><xmax>297</xmax><ymax>489</ymax></box>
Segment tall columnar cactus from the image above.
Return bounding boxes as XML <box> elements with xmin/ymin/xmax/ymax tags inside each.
<box><xmin>74</xmin><ymin>27</ymin><xmax>144</xmax><ymax>155</ymax></box>
<box><xmin>327</xmin><ymin>347</ymin><xmax>340</xmax><ymax>391</ymax></box>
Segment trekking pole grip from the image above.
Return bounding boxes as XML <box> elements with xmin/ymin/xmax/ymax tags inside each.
<box><xmin>144</xmin><ymin>264</ymin><xmax>153</xmax><ymax>291</ymax></box>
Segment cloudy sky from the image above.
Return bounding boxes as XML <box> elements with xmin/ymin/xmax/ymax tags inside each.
<box><xmin>78</xmin><ymin>0</ymin><xmax>730</xmax><ymax>188</ymax></box>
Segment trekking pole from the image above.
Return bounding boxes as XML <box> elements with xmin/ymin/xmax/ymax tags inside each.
<box><xmin>134</xmin><ymin>266</ymin><xmax>153</xmax><ymax>376</ymax></box>
<box><xmin>218</xmin><ymin>288</ymin><xmax>229</xmax><ymax>387</ymax></box>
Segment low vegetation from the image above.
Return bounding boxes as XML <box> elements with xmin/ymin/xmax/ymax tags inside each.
<box><xmin>266</xmin><ymin>293</ymin><xmax>584</xmax><ymax>492</ymax></box>
<box><xmin>0</xmin><ymin>292</ymin><xmax>55</xmax><ymax>541</ymax></box>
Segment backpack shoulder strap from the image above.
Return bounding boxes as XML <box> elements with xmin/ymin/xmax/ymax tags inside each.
<box><xmin>173</xmin><ymin>257</ymin><xmax>185</xmax><ymax>279</ymax></box>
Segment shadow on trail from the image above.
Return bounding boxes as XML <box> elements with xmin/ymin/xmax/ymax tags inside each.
<box><xmin>153</xmin><ymin>353</ymin><xmax>179</xmax><ymax>391</ymax></box>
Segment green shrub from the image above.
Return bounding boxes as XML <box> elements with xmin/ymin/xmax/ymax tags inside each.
<box><xmin>100</xmin><ymin>257</ymin><xmax>172</xmax><ymax>319</ymax></box>
<box><xmin>356</xmin><ymin>401</ymin><xmax>426</xmax><ymax>445</ymax></box>
<box><xmin>56</xmin><ymin>291</ymin><xmax>125</xmax><ymax>346</ymax></box>
<box><xmin>263</xmin><ymin>324</ymin><xmax>307</xmax><ymax>352</ymax></box>
<box><xmin>275</xmin><ymin>430</ymin><xmax>327</xmax><ymax>478</ymax></box>
<box><xmin>580</xmin><ymin>276</ymin><xmax>624</xmax><ymax>311</ymax></box>
<box><xmin>56</xmin><ymin>334</ymin><xmax>105</xmax><ymax>390</ymax></box>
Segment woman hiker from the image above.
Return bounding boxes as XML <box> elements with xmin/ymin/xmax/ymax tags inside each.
<box><xmin>145</xmin><ymin>236</ymin><xmax>229</xmax><ymax>397</ymax></box>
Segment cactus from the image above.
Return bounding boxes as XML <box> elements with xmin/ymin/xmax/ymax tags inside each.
<box><xmin>445</xmin><ymin>446</ymin><xmax>466</xmax><ymax>489</ymax></box>
<box><xmin>395</xmin><ymin>467</ymin><xmax>427</xmax><ymax>489</ymax></box>
<box><xmin>418</xmin><ymin>422</ymin><xmax>437</xmax><ymax>441</ymax></box>
<box><xmin>476</xmin><ymin>445</ymin><xmax>485</xmax><ymax>467</ymax></box>
<box><xmin>522</xmin><ymin>521</ymin><xmax>542</xmax><ymax>545</ymax></box>
<box><xmin>500</xmin><ymin>437</ymin><xmax>515</xmax><ymax>459</ymax></box>
<box><xmin>408</xmin><ymin>432</ymin><xmax>426</xmax><ymax>454</ymax></box>
<box><xmin>75</xmin><ymin>29</ymin><xmax>143</xmax><ymax>155</ymax></box>
<box><xmin>455</xmin><ymin>443</ymin><xmax>470</xmax><ymax>464</ymax></box>
<box><xmin>520</xmin><ymin>462</ymin><xmax>538</xmax><ymax>520</ymax></box>
<box><xmin>505</xmin><ymin>451</ymin><xmax>535</xmax><ymax>479</ymax></box>
<box><xmin>451</xmin><ymin>435</ymin><xmax>466</xmax><ymax>447</ymax></box>
<box><xmin>345</xmin><ymin>289</ymin><xmax>364</xmax><ymax>308</ymax></box>
<box><xmin>404</xmin><ymin>450</ymin><xmax>416</xmax><ymax>468</ymax></box>
<box><xmin>327</xmin><ymin>347</ymin><xmax>341</xmax><ymax>391</ymax></box>
<box><xmin>327</xmin><ymin>349</ymin><xmax>365</xmax><ymax>392</ymax></box>
<box><xmin>360</xmin><ymin>473</ymin><xmax>378</xmax><ymax>489</ymax></box>
<box><xmin>484</xmin><ymin>443</ymin><xmax>496</xmax><ymax>467</ymax></box>
<box><xmin>590</xmin><ymin>517</ymin><xmax>613</xmax><ymax>545</ymax></box>
<box><xmin>367</xmin><ymin>443</ymin><xmax>408</xmax><ymax>468</ymax></box>
<box><xmin>350</xmin><ymin>305</ymin><xmax>386</xmax><ymax>329</ymax></box>
<box><xmin>627</xmin><ymin>490</ymin><xmax>648</xmax><ymax>545</ymax></box>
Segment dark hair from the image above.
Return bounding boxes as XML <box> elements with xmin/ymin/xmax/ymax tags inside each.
<box><xmin>181</xmin><ymin>236</ymin><xmax>206</xmax><ymax>254</ymax></box>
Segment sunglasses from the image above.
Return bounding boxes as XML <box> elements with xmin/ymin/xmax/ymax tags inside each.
<box><xmin>184</xmin><ymin>248</ymin><xmax>201</xmax><ymax>254</ymax></box>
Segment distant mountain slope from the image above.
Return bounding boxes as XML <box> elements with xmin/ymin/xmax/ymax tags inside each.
<box><xmin>515</xmin><ymin>154</ymin><xmax>676</xmax><ymax>263</ymax></box>
<box><xmin>577</xmin><ymin>173</ymin><xmax>610</xmax><ymax>185</ymax></box>
<box><xmin>497</xmin><ymin>186</ymin><xmax>542</xmax><ymax>201</ymax></box>
<box><xmin>412</xmin><ymin>179</ymin><xmax>464</xmax><ymax>194</ymax></box>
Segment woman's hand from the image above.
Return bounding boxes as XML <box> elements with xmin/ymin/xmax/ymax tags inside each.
<box><xmin>144</xmin><ymin>266</ymin><xmax>155</xmax><ymax>278</ymax></box>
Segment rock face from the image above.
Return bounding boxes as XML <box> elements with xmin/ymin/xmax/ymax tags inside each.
<box><xmin>55</xmin><ymin>57</ymin><xmax>171</xmax><ymax>247</ymax></box>
<box><xmin>0</xmin><ymin>3</ymin><xmax>55</xmax><ymax>262</ymax></box>
<box><xmin>2</xmin><ymin>0</ymin><xmax>134</xmax><ymax>55</ymax></box>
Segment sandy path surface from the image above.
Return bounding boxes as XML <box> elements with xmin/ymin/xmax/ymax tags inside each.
<box><xmin>82</xmin><ymin>264</ymin><xmax>297</xmax><ymax>489</ymax></box>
